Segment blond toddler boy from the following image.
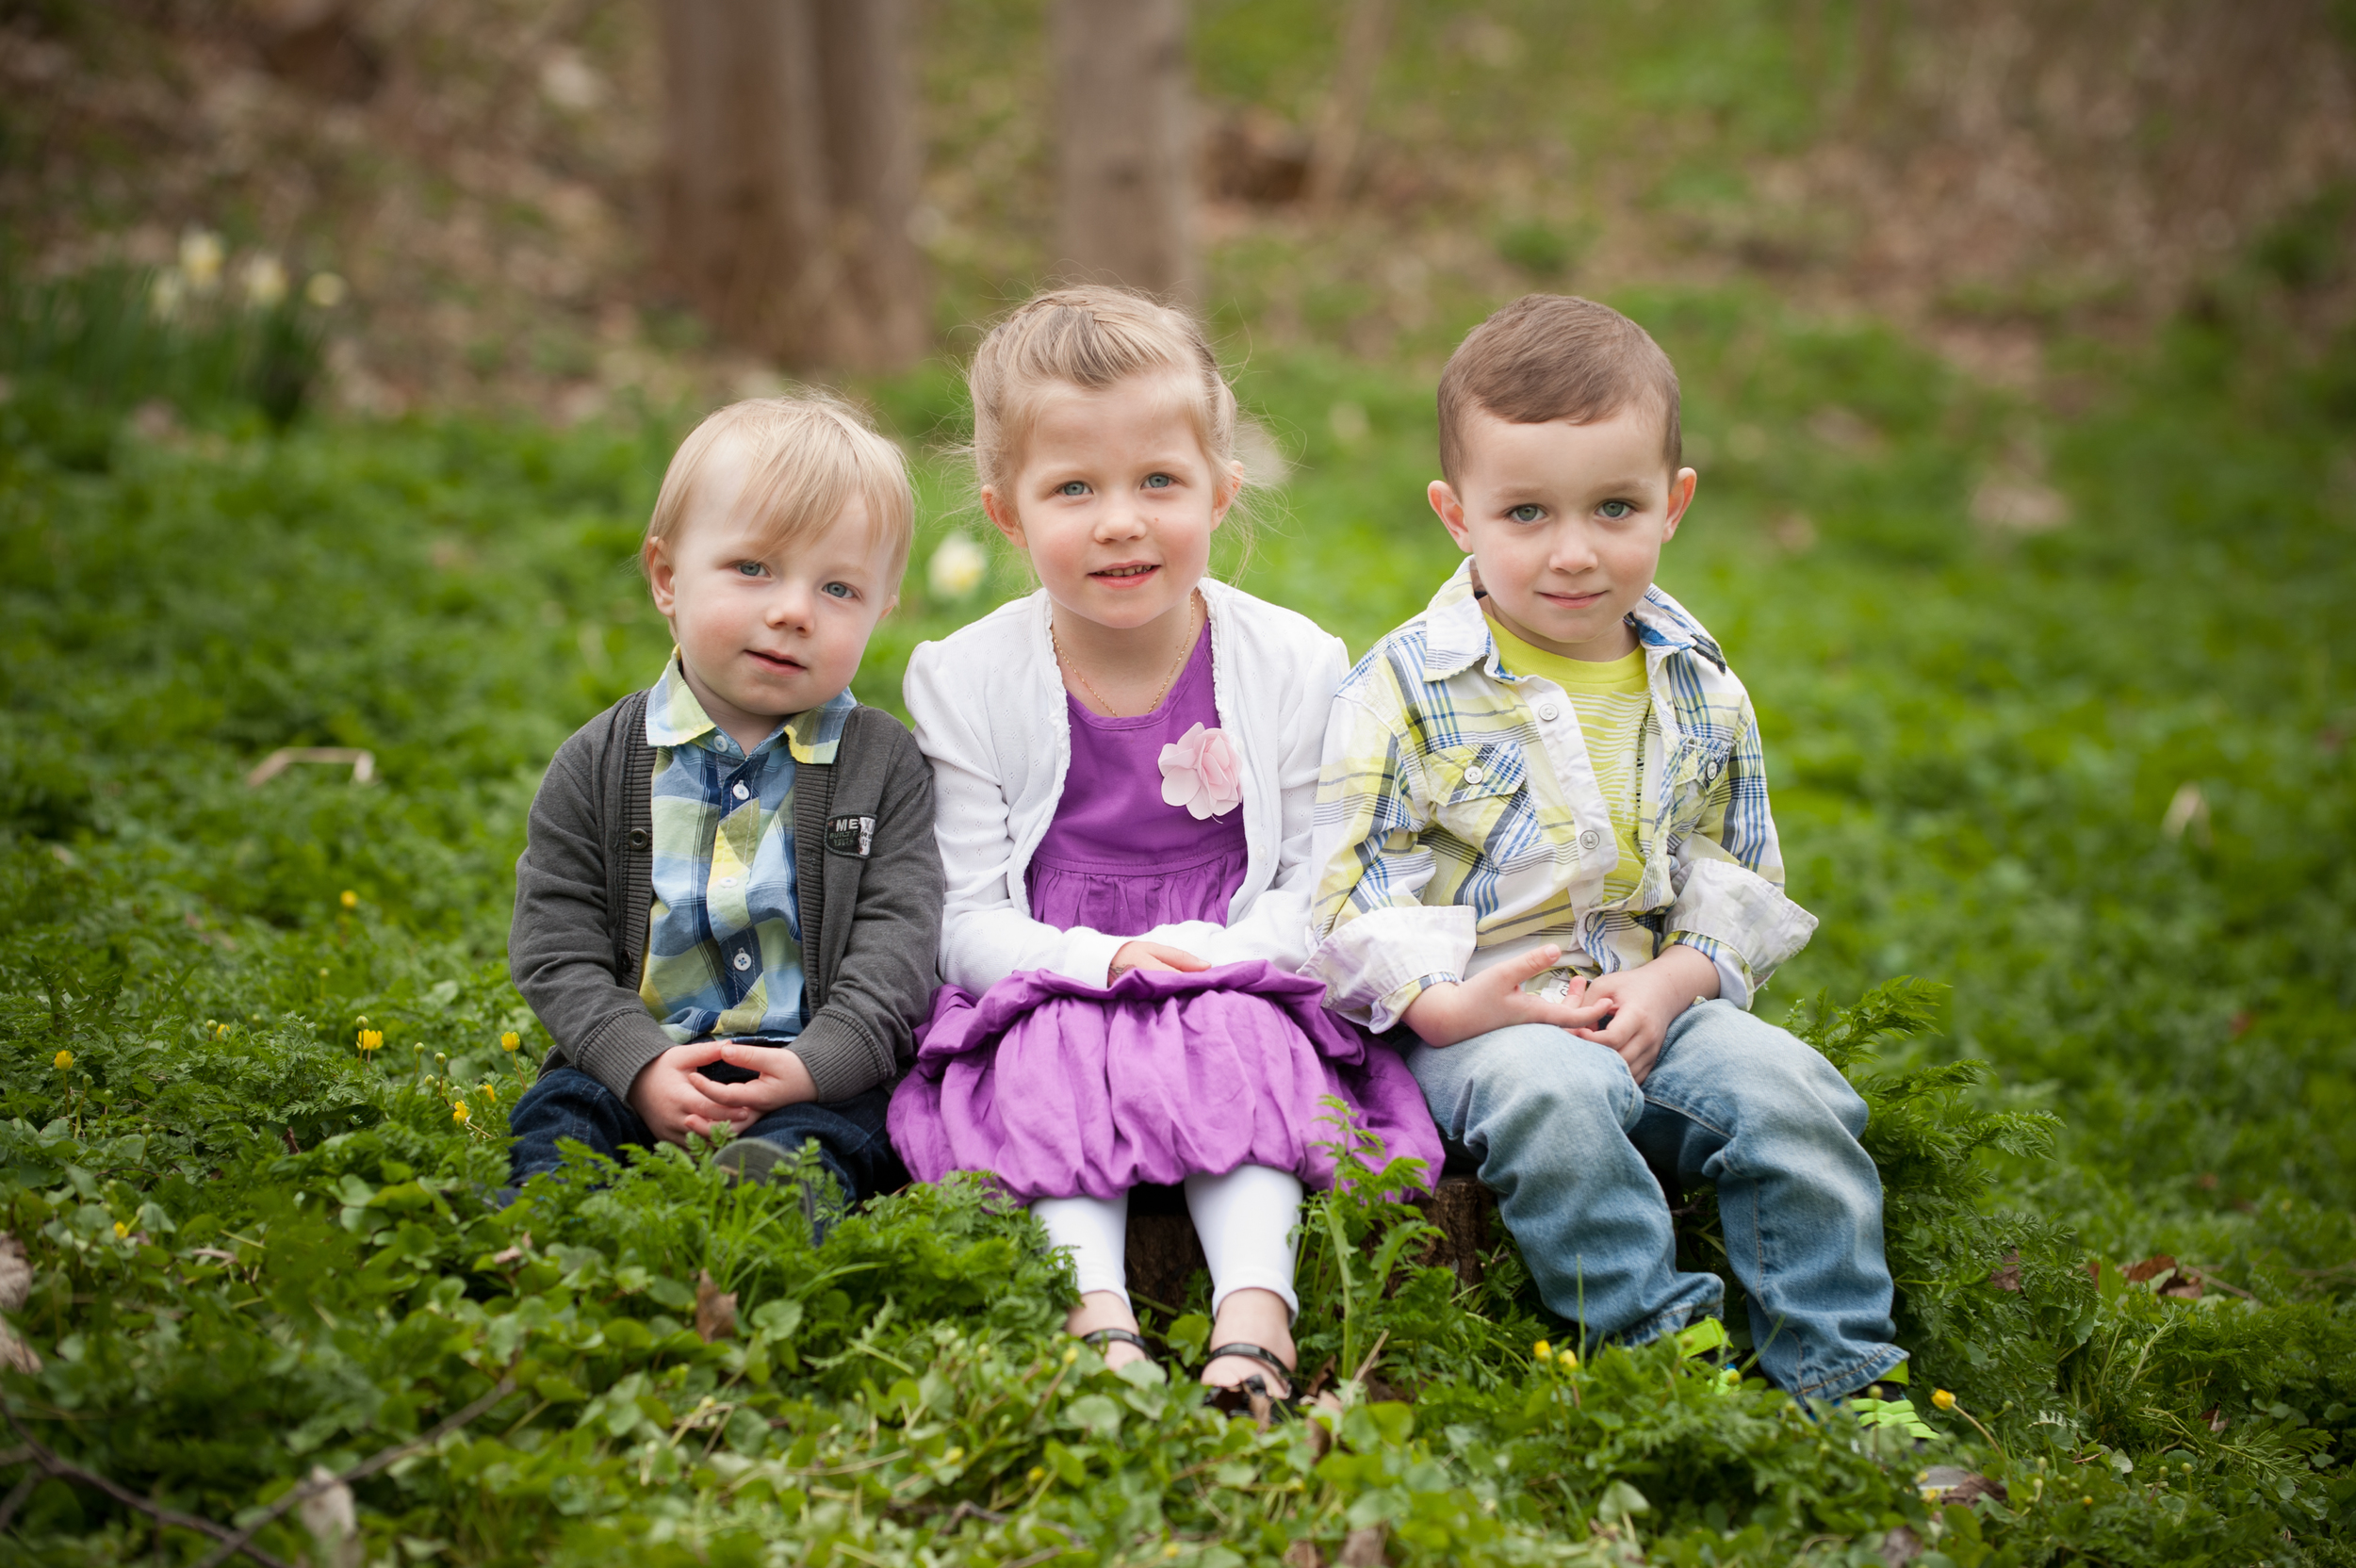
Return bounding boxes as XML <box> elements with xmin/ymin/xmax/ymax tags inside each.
<box><xmin>505</xmin><ymin>396</ymin><xmax>941</xmax><ymax>1205</ymax></box>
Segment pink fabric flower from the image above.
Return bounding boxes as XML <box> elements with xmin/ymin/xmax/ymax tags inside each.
<box><xmin>1159</xmin><ymin>723</ymin><xmax>1243</xmax><ymax>820</ymax></box>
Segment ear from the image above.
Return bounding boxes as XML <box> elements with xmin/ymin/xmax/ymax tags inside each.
<box><xmin>1429</xmin><ymin>480</ymin><xmax>1475</xmax><ymax>554</ymax></box>
<box><xmin>645</xmin><ymin>535</ymin><xmax>679</xmax><ymax>618</ymax></box>
<box><xmin>1209</xmin><ymin>458</ymin><xmax>1246</xmax><ymax>531</ymax></box>
<box><xmin>980</xmin><ymin>485</ymin><xmax>1026</xmax><ymax>549</ymax></box>
<box><xmin>1661</xmin><ymin>466</ymin><xmax>1699</xmax><ymax>543</ymax></box>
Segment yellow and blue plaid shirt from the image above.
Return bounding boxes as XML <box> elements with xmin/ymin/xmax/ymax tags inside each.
<box><xmin>638</xmin><ymin>657</ymin><xmax>854</xmax><ymax>1043</ymax></box>
<box><xmin>1306</xmin><ymin>561</ymin><xmax>1818</xmax><ymax>1033</ymax></box>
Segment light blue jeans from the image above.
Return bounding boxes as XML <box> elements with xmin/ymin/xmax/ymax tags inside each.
<box><xmin>1409</xmin><ymin>1000</ymin><xmax>1902</xmax><ymax>1397</ymax></box>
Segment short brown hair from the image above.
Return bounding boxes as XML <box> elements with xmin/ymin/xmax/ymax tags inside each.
<box><xmin>646</xmin><ymin>393</ymin><xmax>914</xmax><ymax>580</ymax></box>
<box><xmin>1436</xmin><ymin>295</ymin><xmax>1681</xmax><ymax>484</ymax></box>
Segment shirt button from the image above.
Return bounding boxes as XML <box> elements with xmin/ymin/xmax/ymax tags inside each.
<box><xmin>715</xmin><ymin>874</ymin><xmax>741</xmax><ymax>889</ymax></box>
<box><xmin>1537</xmin><ymin>702</ymin><xmax>1561</xmax><ymax>723</ymax></box>
<box><xmin>1579</xmin><ymin>828</ymin><xmax>1602</xmax><ymax>850</ymax></box>
<box><xmin>731</xmin><ymin>783</ymin><xmax>750</xmax><ymax>801</ymax></box>
<box><xmin>732</xmin><ymin>951</ymin><xmax>753</xmax><ymax>972</ymax></box>
<box><xmin>1464</xmin><ymin>765</ymin><xmax>1485</xmax><ymax>785</ymax></box>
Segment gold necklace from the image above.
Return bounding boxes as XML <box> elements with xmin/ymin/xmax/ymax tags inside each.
<box><xmin>1051</xmin><ymin>593</ymin><xmax>1201</xmax><ymax>717</ymax></box>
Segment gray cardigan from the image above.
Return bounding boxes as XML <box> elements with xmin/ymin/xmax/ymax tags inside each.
<box><xmin>509</xmin><ymin>689</ymin><xmax>942</xmax><ymax>1104</ymax></box>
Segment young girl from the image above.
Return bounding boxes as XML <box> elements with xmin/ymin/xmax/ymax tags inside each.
<box><xmin>889</xmin><ymin>287</ymin><xmax>1441</xmax><ymax>1404</ymax></box>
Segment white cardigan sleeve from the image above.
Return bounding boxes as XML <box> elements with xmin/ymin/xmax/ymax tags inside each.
<box><xmin>905</xmin><ymin>637</ymin><xmax>1128</xmax><ymax>992</ymax></box>
<box><xmin>1128</xmin><ymin>629</ymin><xmax>1349</xmax><ymax>972</ymax></box>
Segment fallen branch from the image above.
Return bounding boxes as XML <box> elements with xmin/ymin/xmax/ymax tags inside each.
<box><xmin>190</xmin><ymin>1376</ymin><xmax>517</xmax><ymax>1568</ymax></box>
<box><xmin>0</xmin><ymin>1405</ymin><xmax>293</xmax><ymax>1568</ymax></box>
<box><xmin>244</xmin><ymin>747</ymin><xmax>375</xmax><ymax>788</ymax></box>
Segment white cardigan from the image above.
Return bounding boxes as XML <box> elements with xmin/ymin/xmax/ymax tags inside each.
<box><xmin>904</xmin><ymin>579</ymin><xmax>1350</xmax><ymax>994</ymax></box>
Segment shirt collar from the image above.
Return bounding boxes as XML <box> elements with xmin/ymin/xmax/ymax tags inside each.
<box><xmin>1417</xmin><ymin>560</ymin><xmax>1727</xmax><ymax>682</ymax></box>
<box><xmin>644</xmin><ymin>655</ymin><xmax>857</xmax><ymax>763</ymax></box>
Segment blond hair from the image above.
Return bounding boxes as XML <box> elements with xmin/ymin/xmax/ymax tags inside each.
<box><xmin>1437</xmin><ymin>295</ymin><xmax>1681</xmax><ymax>485</ymax></box>
<box><xmin>646</xmin><ymin>394</ymin><xmax>914</xmax><ymax>578</ymax></box>
<box><xmin>968</xmin><ymin>286</ymin><xmax>1244</xmax><ymax>503</ymax></box>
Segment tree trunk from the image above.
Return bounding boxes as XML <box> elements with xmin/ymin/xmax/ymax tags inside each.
<box><xmin>1052</xmin><ymin>0</ymin><xmax>1196</xmax><ymax>301</ymax></box>
<box><xmin>1303</xmin><ymin>0</ymin><xmax>1393</xmax><ymax>212</ymax></box>
<box><xmin>659</xmin><ymin>0</ymin><xmax>926</xmax><ymax>371</ymax></box>
<box><xmin>814</xmin><ymin>0</ymin><xmax>928</xmax><ymax>369</ymax></box>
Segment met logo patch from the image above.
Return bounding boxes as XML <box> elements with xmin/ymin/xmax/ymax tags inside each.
<box><xmin>825</xmin><ymin>814</ymin><xmax>875</xmax><ymax>858</ymax></box>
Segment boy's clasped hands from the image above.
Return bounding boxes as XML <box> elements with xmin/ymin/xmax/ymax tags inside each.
<box><xmin>1399</xmin><ymin>940</ymin><xmax>1721</xmax><ymax>1084</ymax></box>
<box><xmin>627</xmin><ymin>1039</ymin><xmax>820</xmax><ymax>1144</ymax></box>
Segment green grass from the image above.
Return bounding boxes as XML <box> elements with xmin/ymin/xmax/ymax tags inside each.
<box><xmin>2</xmin><ymin>255</ymin><xmax>2353</xmax><ymax>1564</ymax></box>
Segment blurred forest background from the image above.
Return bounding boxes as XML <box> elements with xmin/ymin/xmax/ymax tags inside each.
<box><xmin>6</xmin><ymin>4</ymin><xmax>2356</xmax><ymax>1563</ymax></box>
<box><xmin>8</xmin><ymin>0</ymin><xmax>2356</xmax><ymax>412</ymax></box>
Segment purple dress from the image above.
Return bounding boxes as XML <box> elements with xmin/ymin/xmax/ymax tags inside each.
<box><xmin>888</xmin><ymin>630</ymin><xmax>1442</xmax><ymax>1201</ymax></box>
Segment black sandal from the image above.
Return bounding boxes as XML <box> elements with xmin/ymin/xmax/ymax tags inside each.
<box><xmin>1203</xmin><ymin>1341</ymin><xmax>1298</xmax><ymax>1422</ymax></box>
<box><xmin>1081</xmin><ymin>1327</ymin><xmax>1156</xmax><ymax>1362</ymax></box>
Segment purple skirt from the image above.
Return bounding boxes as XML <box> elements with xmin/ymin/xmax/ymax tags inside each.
<box><xmin>887</xmin><ymin>960</ymin><xmax>1443</xmax><ymax>1202</ymax></box>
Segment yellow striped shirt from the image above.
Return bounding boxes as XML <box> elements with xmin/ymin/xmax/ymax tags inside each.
<box><xmin>1485</xmin><ymin>614</ymin><xmax>1652</xmax><ymax>904</ymax></box>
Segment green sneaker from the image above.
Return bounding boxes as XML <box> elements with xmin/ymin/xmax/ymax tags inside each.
<box><xmin>1674</xmin><ymin>1317</ymin><xmax>1742</xmax><ymax>1393</ymax></box>
<box><xmin>1843</xmin><ymin>1361</ymin><xmax>1936</xmax><ymax>1440</ymax></box>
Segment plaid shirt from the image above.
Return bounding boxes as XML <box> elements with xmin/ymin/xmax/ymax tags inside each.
<box><xmin>1306</xmin><ymin>560</ymin><xmax>1816</xmax><ymax>1032</ymax></box>
<box><xmin>638</xmin><ymin>658</ymin><xmax>855</xmax><ymax>1043</ymax></box>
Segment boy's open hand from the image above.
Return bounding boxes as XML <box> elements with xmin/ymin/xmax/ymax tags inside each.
<box><xmin>695</xmin><ymin>1040</ymin><xmax>820</xmax><ymax>1117</ymax></box>
<box><xmin>627</xmin><ymin>1042</ymin><xmax>749</xmax><ymax>1145</ymax></box>
<box><xmin>1572</xmin><ymin>943</ymin><xmax>1722</xmax><ymax>1085</ymax></box>
<box><xmin>1108</xmin><ymin>940</ymin><xmax>1210</xmax><ymax>980</ymax></box>
<box><xmin>1401</xmin><ymin>944</ymin><xmax>1602</xmax><ymax>1047</ymax></box>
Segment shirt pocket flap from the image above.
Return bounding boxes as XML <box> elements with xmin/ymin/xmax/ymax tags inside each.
<box><xmin>1426</xmin><ymin>740</ymin><xmax>1529</xmax><ymax>806</ymax></box>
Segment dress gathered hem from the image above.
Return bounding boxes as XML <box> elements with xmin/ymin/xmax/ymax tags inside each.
<box><xmin>886</xmin><ymin>960</ymin><xmax>1442</xmax><ymax>1203</ymax></box>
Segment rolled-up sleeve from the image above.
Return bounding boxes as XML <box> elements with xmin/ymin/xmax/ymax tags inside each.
<box><xmin>1662</xmin><ymin>702</ymin><xmax>1816</xmax><ymax>1007</ymax></box>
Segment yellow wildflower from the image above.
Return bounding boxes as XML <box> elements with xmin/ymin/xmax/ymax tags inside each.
<box><xmin>179</xmin><ymin>229</ymin><xmax>223</xmax><ymax>291</ymax></box>
<box><xmin>340</xmin><ymin>890</ymin><xmax>358</xmax><ymax>909</ymax></box>
<box><xmin>113</xmin><ymin>1221</ymin><xmax>129</xmax><ymax>1239</ymax></box>
<box><xmin>451</xmin><ymin>1101</ymin><xmax>471</xmax><ymax>1125</ymax></box>
<box><xmin>480</xmin><ymin>1083</ymin><xmax>498</xmax><ymax>1103</ymax></box>
<box><xmin>1027</xmin><ymin>1466</ymin><xmax>1046</xmax><ymax>1485</ymax></box>
<box><xmin>1532</xmin><ymin>1340</ymin><xmax>1552</xmax><ymax>1362</ymax></box>
<box><xmin>499</xmin><ymin>1031</ymin><xmax>521</xmax><ymax>1053</ymax></box>
<box><xmin>1559</xmin><ymin>1348</ymin><xmax>1579</xmax><ymax>1369</ymax></box>
<box><xmin>356</xmin><ymin>1029</ymin><xmax>384</xmax><ymax>1053</ymax></box>
<box><xmin>53</xmin><ymin>1050</ymin><xmax>73</xmax><ymax>1071</ymax></box>
<box><xmin>1932</xmin><ymin>1388</ymin><xmax>1956</xmax><ymax>1411</ymax></box>
<box><xmin>238</xmin><ymin>253</ymin><xmax>287</xmax><ymax>309</ymax></box>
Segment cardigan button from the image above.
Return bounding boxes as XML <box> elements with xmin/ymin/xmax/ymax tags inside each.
<box><xmin>627</xmin><ymin>828</ymin><xmax>650</xmax><ymax>849</ymax></box>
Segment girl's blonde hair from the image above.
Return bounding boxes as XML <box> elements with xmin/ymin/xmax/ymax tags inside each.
<box><xmin>646</xmin><ymin>393</ymin><xmax>914</xmax><ymax>579</ymax></box>
<box><xmin>969</xmin><ymin>286</ymin><xmax>1245</xmax><ymax>504</ymax></box>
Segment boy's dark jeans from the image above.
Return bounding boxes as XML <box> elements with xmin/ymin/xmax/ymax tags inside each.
<box><xmin>506</xmin><ymin>1043</ymin><xmax>907</xmax><ymax>1204</ymax></box>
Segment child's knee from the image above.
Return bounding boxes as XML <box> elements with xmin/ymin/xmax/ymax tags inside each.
<box><xmin>1668</xmin><ymin>1004</ymin><xmax>1869</xmax><ymax>1135</ymax></box>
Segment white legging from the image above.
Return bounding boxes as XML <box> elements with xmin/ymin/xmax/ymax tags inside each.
<box><xmin>1033</xmin><ymin>1165</ymin><xmax>1303</xmax><ymax>1316</ymax></box>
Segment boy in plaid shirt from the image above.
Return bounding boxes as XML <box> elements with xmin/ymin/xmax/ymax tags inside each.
<box><xmin>1307</xmin><ymin>296</ymin><xmax>1906</xmax><ymax>1401</ymax></box>
<box><xmin>504</xmin><ymin>396</ymin><xmax>941</xmax><ymax>1207</ymax></box>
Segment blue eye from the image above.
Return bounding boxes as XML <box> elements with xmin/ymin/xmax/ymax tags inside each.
<box><xmin>1058</xmin><ymin>480</ymin><xmax>1089</xmax><ymax>497</ymax></box>
<box><xmin>1508</xmin><ymin>504</ymin><xmax>1544</xmax><ymax>524</ymax></box>
<box><xmin>735</xmin><ymin>561</ymin><xmax>767</xmax><ymax>577</ymax></box>
<box><xmin>1597</xmin><ymin>500</ymin><xmax>1635</xmax><ymax>520</ymax></box>
<box><xmin>1143</xmin><ymin>473</ymin><xmax>1173</xmax><ymax>489</ymax></box>
<box><xmin>822</xmin><ymin>581</ymin><xmax>855</xmax><ymax>599</ymax></box>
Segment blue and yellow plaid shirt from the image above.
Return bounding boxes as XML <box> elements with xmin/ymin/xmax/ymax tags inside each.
<box><xmin>1306</xmin><ymin>561</ymin><xmax>1817</xmax><ymax>1032</ymax></box>
<box><xmin>638</xmin><ymin>657</ymin><xmax>855</xmax><ymax>1043</ymax></box>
